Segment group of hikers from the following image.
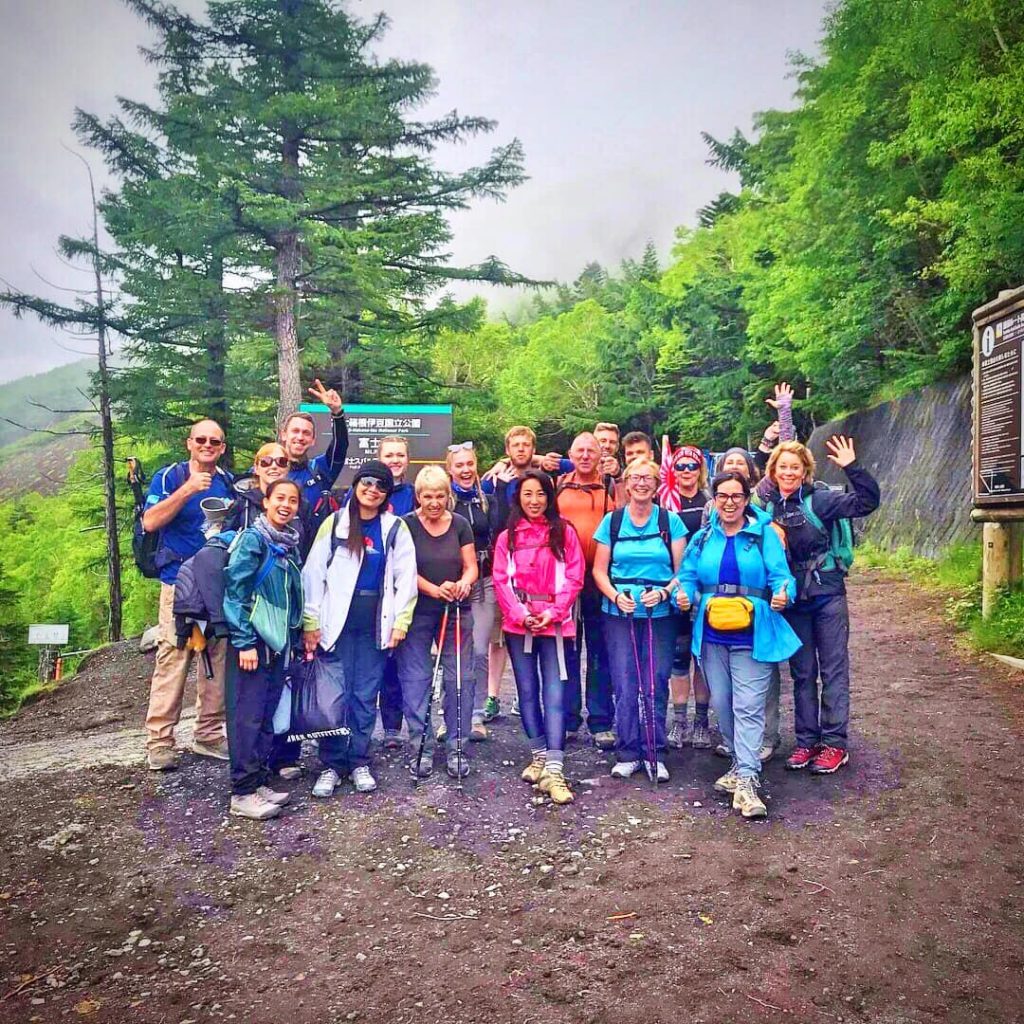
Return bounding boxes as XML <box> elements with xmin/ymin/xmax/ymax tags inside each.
<box><xmin>139</xmin><ymin>379</ymin><xmax>880</xmax><ymax>822</ymax></box>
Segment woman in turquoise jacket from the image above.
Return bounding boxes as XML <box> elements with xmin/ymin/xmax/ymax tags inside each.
<box><xmin>675</xmin><ymin>470</ymin><xmax>799</xmax><ymax>819</ymax></box>
<box><xmin>222</xmin><ymin>478</ymin><xmax>304</xmax><ymax>821</ymax></box>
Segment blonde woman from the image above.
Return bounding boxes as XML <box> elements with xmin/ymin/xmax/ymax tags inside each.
<box><xmin>764</xmin><ymin>437</ymin><xmax>880</xmax><ymax>775</ymax></box>
<box><xmin>395</xmin><ymin>465</ymin><xmax>478</xmax><ymax>780</ymax></box>
<box><xmin>447</xmin><ymin>442</ymin><xmax>500</xmax><ymax>739</ymax></box>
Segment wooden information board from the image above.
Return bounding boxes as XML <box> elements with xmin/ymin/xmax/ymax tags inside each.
<box><xmin>973</xmin><ymin>287</ymin><xmax>1024</xmax><ymax>507</ymax></box>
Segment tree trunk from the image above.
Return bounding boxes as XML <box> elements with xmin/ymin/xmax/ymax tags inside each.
<box><xmin>85</xmin><ymin>163</ymin><xmax>123</xmax><ymax>642</ymax></box>
<box><xmin>274</xmin><ymin>229</ymin><xmax>302</xmax><ymax>426</ymax></box>
<box><xmin>204</xmin><ymin>252</ymin><xmax>231</xmax><ymax>460</ymax></box>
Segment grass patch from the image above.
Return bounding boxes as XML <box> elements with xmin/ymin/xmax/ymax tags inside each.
<box><xmin>857</xmin><ymin>541</ymin><xmax>1024</xmax><ymax>659</ymax></box>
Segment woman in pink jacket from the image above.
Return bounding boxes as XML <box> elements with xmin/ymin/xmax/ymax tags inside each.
<box><xmin>493</xmin><ymin>470</ymin><xmax>585</xmax><ymax>805</ymax></box>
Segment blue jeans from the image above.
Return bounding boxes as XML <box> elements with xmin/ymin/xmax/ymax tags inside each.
<box><xmin>319</xmin><ymin>596</ymin><xmax>387</xmax><ymax>773</ymax></box>
<box><xmin>394</xmin><ymin>605</ymin><xmax>475</xmax><ymax>752</ymax></box>
<box><xmin>378</xmin><ymin>657</ymin><xmax>403</xmax><ymax>733</ymax></box>
<box><xmin>604</xmin><ymin>613</ymin><xmax>675</xmax><ymax>762</ymax></box>
<box><xmin>785</xmin><ymin>594</ymin><xmax>851</xmax><ymax>749</ymax></box>
<box><xmin>564</xmin><ymin>580</ymin><xmax>614</xmax><ymax>733</ymax></box>
<box><xmin>225</xmin><ymin>643</ymin><xmax>287</xmax><ymax>796</ymax></box>
<box><xmin>699</xmin><ymin>641</ymin><xmax>772</xmax><ymax>778</ymax></box>
<box><xmin>505</xmin><ymin>632</ymin><xmax>571</xmax><ymax>753</ymax></box>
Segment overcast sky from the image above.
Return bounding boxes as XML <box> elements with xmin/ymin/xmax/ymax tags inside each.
<box><xmin>0</xmin><ymin>0</ymin><xmax>827</xmax><ymax>383</ymax></box>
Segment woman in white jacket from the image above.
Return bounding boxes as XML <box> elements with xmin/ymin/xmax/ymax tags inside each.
<box><xmin>302</xmin><ymin>461</ymin><xmax>418</xmax><ymax>796</ymax></box>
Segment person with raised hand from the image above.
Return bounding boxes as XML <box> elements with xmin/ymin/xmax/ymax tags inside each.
<box><xmin>396</xmin><ymin>465</ymin><xmax>478</xmax><ymax>781</ymax></box>
<box><xmin>493</xmin><ymin>470</ymin><xmax>585</xmax><ymax>805</ymax></box>
<box><xmin>302</xmin><ymin>460</ymin><xmax>418</xmax><ymax>797</ymax></box>
<box><xmin>764</xmin><ymin>434</ymin><xmax>880</xmax><ymax>775</ymax></box>
<box><xmin>676</xmin><ymin>471</ymin><xmax>799</xmax><ymax>819</ymax></box>
<box><xmin>141</xmin><ymin>418</ymin><xmax>234</xmax><ymax>771</ymax></box>
<box><xmin>222</xmin><ymin>479</ymin><xmax>305</xmax><ymax>820</ymax></box>
<box><xmin>592</xmin><ymin>457</ymin><xmax>687</xmax><ymax>783</ymax></box>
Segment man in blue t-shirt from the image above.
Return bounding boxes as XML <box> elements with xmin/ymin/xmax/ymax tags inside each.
<box><xmin>142</xmin><ymin>419</ymin><xmax>234</xmax><ymax>771</ymax></box>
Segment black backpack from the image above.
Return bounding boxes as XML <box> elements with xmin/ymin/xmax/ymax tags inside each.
<box><xmin>608</xmin><ymin>505</ymin><xmax>673</xmax><ymax>563</ymax></box>
<box><xmin>127</xmin><ymin>457</ymin><xmax>169</xmax><ymax>579</ymax></box>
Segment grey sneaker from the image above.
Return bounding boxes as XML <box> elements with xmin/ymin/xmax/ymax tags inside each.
<box><xmin>714</xmin><ymin>742</ymin><xmax>732</xmax><ymax>759</ymax></box>
<box><xmin>192</xmin><ymin>737</ymin><xmax>230</xmax><ymax>760</ymax></box>
<box><xmin>510</xmin><ymin>696</ymin><xmax>521</xmax><ymax>717</ymax></box>
<box><xmin>446</xmin><ymin>749</ymin><xmax>470</xmax><ymax>779</ymax></box>
<box><xmin>349</xmin><ymin>766</ymin><xmax>377</xmax><ymax>793</ymax></box>
<box><xmin>256</xmin><ymin>785</ymin><xmax>290</xmax><ymax>807</ymax></box>
<box><xmin>690</xmin><ymin>722</ymin><xmax>712</xmax><ymax>749</ymax></box>
<box><xmin>383</xmin><ymin>729</ymin><xmax>404</xmax><ymax>749</ymax></box>
<box><xmin>277</xmin><ymin>765</ymin><xmax>302</xmax><ymax>780</ymax></box>
<box><xmin>409</xmin><ymin>749</ymin><xmax>433</xmax><ymax>779</ymax></box>
<box><xmin>147</xmin><ymin>746</ymin><xmax>179</xmax><ymax>772</ymax></box>
<box><xmin>229</xmin><ymin>793</ymin><xmax>280</xmax><ymax>820</ymax></box>
<box><xmin>759</xmin><ymin>741</ymin><xmax>779</xmax><ymax>763</ymax></box>
<box><xmin>312</xmin><ymin>769</ymin><xmax>340</xmax><ymax>798</ymax></box>
<box><xmin>668</xmin><ymin>718</ymin><xmax>690</xmax><ymax>749</ymax></box>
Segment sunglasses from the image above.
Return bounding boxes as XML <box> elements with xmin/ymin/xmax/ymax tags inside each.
<box><xmin>714</xmin><ymin>492</ymin><xmax>746</xmax><ymax>505</ymax></box>
<box><xmin>357</xmin><ymin>477</ymin><xmax>388</xmax><ymax>493</ymax></box>
<box><xmin>191</xmin><ymin>436</ymin><xmax>224</xmax><ymax>448</ymax></box>
<box><xmin>257</xmin><ymin>456</ymin><xmax>289</xmax><ymax>469</ymax></box>
<box><xmin>448</xmin><ymin>441</ymin><xmax>474</xmax><ymax>452</ymax></box>
<box><xmin>675</xmin><ymin>461</ymin><xmax>700</xmax><ymax>472</ymax></box>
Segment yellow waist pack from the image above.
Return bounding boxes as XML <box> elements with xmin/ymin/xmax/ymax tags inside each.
<box><xmin>706</xmin><ymin>596</ymin><xmax>754</xmax><ymax>631</ymax></box>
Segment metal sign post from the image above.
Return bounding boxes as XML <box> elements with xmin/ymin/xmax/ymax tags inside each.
<box><xmin>28</xmin><ymin>624</ymin><xmax>70</xmax><ymax>682</ymax></box>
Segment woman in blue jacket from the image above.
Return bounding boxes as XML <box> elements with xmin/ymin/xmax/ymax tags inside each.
<box><xmin>675</xmin><ymin>470</ymin><xmax>799</xmax><ymax>818</ymax></box>
<box><xmin>222</xmin><ymin>478</ymin><xmax>305</xmax><ymax>821</ymax></box>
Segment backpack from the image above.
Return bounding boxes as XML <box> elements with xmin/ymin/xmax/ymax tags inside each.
<box><xmin>128</xmin><ymin>459</ymin><xmax>186</xmax><ymax>580</ymax></box>
<box><xmin>325</xmin><ymin>509</ymin><xmax>402</xmax><ymax>570</ymax></box>
<box><xmin>555</xmin><ymin>473</ymin><xmax>615</xmax><ymax>512</ymax></box>
<box><xmin>766</xmin><ymin>482</ymin><xmax>855</xmax><ymax>575</ymax></box>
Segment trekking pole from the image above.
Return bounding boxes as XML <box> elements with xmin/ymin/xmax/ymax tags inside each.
<box><xmin>415</xmin><ymin>603</ymin><xmax>450</xmax><ymax>787</ymax></box>
<box><xmin>454</xmin><ymin>602</ymin><xmax>464</xmax><ymax>793</ymax></box>
<box><xmin>625</xmin><ymin>588</ymin><xmax>653</xmax><ymax>785</ymax></box>
<box><xmin>643</xmin><ymin>586</ymin><xmax>658</xmax><ymax>792</ymax></box>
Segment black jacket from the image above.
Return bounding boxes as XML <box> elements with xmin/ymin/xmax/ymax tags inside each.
<box><xmin>172</xmin><ymin>535</ymin><xmax>232</xmax><ymax>643</ymax></box>
<box><xmin>225</xmin><ymin>476</ymin><xmax>312</xmax><ymax>559</ymax></box>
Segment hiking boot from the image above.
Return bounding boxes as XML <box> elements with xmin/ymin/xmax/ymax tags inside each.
<box><xmin>610</xmin><ymin>759</ymin><xmax>642</xmax><ymax>779</ymax></box>
<box><xmin>668</xmin><ymin>717</ymin><xmax>690</xmax><ymax>749</ymax></box>
<box><xmin>732</xmin><ymin>776</ymin><xmax>767</xmax><ymax>818</ymax></box>
<box><xmin>538</xmin><ymin>766</ymin><xmax>574</xmax><ymax>805</ymax></box>
<box><xmin>510</xmin><ymin>696</ymin><xmax>521</xmax><ymax>716</ymax></box>
<box><xmin>147</xmin><ymin>746</ymin><xmax>179</xmax><ymax>772</ymax></box>
<box><xmin>714</xmin><ymin>762</ymin><xmax>741</xmax><ymax>794</ymax></box>
<box><xmin>349</xmin><ymin>766</ymin><xmax>377</xmax><ymax>793</ymax></box>
<box><xmin>435</xmin><ymin>721</ymin><xmax>448</xmax><ymax>743</ymax></box>
<box><xmin>690</xmin><ymin>722</ymin><xmax>712</xmax><ymax>749</ymax></box>
<box><xmin>644</xmin><ymin>760</ymin><xmax>670</xmax><ymax>783</ymax></box>
<box><xmin>785</xmin><ymin>745</ymin><xmax>819</xmax><ymax>771</ymax></box>
<box><xmin>470</xmin><ymin>716</ymin><xmax>488</xmax><ymax>742</ymax></box>
<box><xmin>809</xmin><ymin>745</ymin><xmax>849</xmax><ymax>775</ymax></box>
<box><xmin>192</xmin><ymin>737</ymin><xmax>229</xmax><ymax>761</ymax></box>
<box><xmin>446</xmin><ymin>749</ymin><xmax>470</xmax><ymax>780</ymax></box>
<box><xmin>277</xmin><ymin>764</ymin><xmax>302</xmax><ymax>781</ymax></box>
<box><xmin>383</xmin><ymin>729</ymin><xmax>404</xmax><ymax>749</ymax></box>
<box><xmin>409</xmin><ymin>748</ymin><xmax>433</xmax><ymax>779</ymax></box>
<box><xmin>759</xmin><ymin>741</ymin><xmax>779</xmax><ymax>763</ymax></box>
<box><xmin>229</xmin><ymin>793</ymin><xmax>280</xmax><ymax>821</ymax></box>
<box><xmin>312</xmin><ymin>769</ymin><xmax>341</xmax><ymax>798</ymax></box>
<box><xmin>714</xmin><ymin>742</ymin><xmax>732</xmax><ymax>759</ymax></box>
<box><xmin>592</xmin><ymin>730</ymin><xmax>616</xmax><ymax>751</ymax></box>
<box><xmin>256</xmin><ymin>785</ymin><xmax>290</xmax><ymax>807</ymax></box>
<box><xmin>482</xmin><ymin>696</ymin><xmax>501</xmax><ymax>722</ymax></box>
<box><xmin>521</xmin><ymin>753</ymin><xmax>546</xmax><ymax>784</ymax></box>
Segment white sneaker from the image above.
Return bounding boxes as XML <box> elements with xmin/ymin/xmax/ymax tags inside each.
<box><xmin>349</xmin><ymin>766</ymin><xmax>377</xmax><ymax>793</ymax></box>
<box><xmin>610</xmin><ymin>760</ymin><xmax>642</xmax><ymax>779</ymax></box>
<box><xmin>277</xmin><ymin>765</ymin><xmax>302</xmax><ymax>781</ymax></box>
<box><xmin>229</xmin><ymin>793</ymin><xmax>280</xmax><ymax>820</ymax></box>
<box><xmin>256</xmin><ymin>785</ymin><xmax>290</xmax><ymax>806</ymax></box>
<box><xmin>714</xmin><ymin>743</ymin><xmax>732</xmax><ymax>759</ymax></box>
<box><xmin>655</xmin><ymin>761</ymin><xmax>669</xmax><ymax>783</ymax></box>
<box><xmin>312</xmin><ymin>769</ymin><xmax>340</xmax><ymax>798</ymax></box>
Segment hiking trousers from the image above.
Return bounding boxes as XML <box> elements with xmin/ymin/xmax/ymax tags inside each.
<box><xmin>225</xmin><ymin>644</ymin><xmax>286</xmax><ymax>796</ymax></box>
<box><xmin>564</xmin><ymin>580</ymin><xmax>614</xmax><ymax>734</ymax></box>
<box><xmin>146</xmin><ymin>582</ymin><xmax>226</xmax><ymax>751</ymax></box>
<box><xmin>785</xmin><ymin>594</ymin><xmax>851</xmax><ymax>749</ymax></box>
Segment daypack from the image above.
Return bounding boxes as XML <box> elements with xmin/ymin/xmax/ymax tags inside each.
<box><xmin>128</xmin><ymin>457</ymin><xmax>162</xmax><ymax>579</ymax></box>
<box><xmin>325</xmin><ymin>509</ymin><xmax>402</xmax><ymax>570</ymax></box>
<box><xmin>766</xmin><ymin>481</ymin><xmax>855</xmax><ymax>575</ymax></box>
<box><xmin>555</xmin><ymin>473</ymin><xmax>615</xmax><ymax>512</ymax></box>
<box><xmin>607</xmin><ymin>507</ymin><xmax>674</xmax><ymax>590</ymax></box>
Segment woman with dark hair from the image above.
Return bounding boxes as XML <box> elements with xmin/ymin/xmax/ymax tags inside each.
<box><xmin>301</xmin><ymin>460</ymin><xmax>418</xmax><ymax>797</ymax></box>
<box><xmin>676</xmin><ymin>470</ymin><xmax>798</xmax><ymax>817</ymax></box>
<box><xmin>592</xmin><ymin>458</ymin><xmax>688</xmax><ymax>783</ymax></box>
<box><xmin>493</xmin><ymin>470</ymin><xmax>585</xmax><ymax>805</ymax></box>
<box><xmin>222</xmin><ymin>478</ymin><xmax>305</xmax><ymax>820</ymax></box>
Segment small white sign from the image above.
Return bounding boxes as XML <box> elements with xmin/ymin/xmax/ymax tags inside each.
<box><xmin>28</xmin><ymin>624</ymin><xmax>69</xmax><ymax>645</ymax></box>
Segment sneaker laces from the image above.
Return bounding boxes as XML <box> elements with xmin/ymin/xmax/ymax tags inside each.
<box><xmin>817</xmin><ymin>745</ymin><xmax>840</xmax><ymax>759</ymax></box>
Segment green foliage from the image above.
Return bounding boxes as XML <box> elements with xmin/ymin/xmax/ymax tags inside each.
<box><xmin>0</xmin><ymin>360</ymin><xmax>94</xmax><ymax>449</ymax></box>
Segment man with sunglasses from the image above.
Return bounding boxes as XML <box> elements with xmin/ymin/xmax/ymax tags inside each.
<box><xmin>141</xmin><ymin>419</ymin><xmax>235</xmax><ymax>771</ymax></box>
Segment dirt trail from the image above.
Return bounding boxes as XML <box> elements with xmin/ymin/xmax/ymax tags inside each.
<box><xmin>1</xmin><ymin>571</ymin><xmax>1022</xmax><ymax>1024</ymax></box>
